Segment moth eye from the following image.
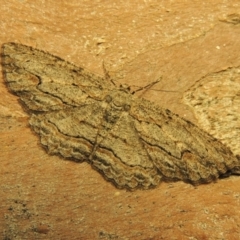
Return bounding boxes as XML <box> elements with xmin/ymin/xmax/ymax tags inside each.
<box><xmin>124</xmin><ymin>104</ymin><xmax>130</xmax><ymax>111</ymax></box>
<box><xmin>105</xmin><ymin>95</ymin><xmax>112</xmax><ymax>103</ymax></box>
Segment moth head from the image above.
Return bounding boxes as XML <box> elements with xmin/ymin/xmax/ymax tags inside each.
<box><xmin>105</xmin><ymin>88</ymin><xmax>132</xmax><ymax>111</ymax></box>
<box><xmin>119</xmin><ymin>84</ymin><xmax>131</xmax><ymax>93</ymax></box>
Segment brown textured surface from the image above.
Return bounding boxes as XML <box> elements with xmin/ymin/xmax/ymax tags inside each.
<box><xmin>1</xmin><ymin>1</ymin><xmax>240</xmax><ymax>239</ymax></box>
<box><xmin>184</xmin><ymin>68</ymin><xmax>240</xmax><ymax>156</ymax></box>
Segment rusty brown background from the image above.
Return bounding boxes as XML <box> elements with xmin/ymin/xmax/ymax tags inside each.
<box><xmin>1</xmin><ymin>1</ymin><xmax>240</xmax><ymax>239</ymax></box>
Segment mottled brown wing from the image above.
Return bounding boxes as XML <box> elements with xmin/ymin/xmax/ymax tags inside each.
<box><xmin>2</xmin><ymin>42</ymin><xmax>162</xmax><ymax>190</ymax></box>
<box><xmin>130</xmin><ymin>96</ymin><xmax>240</xmax><ymax>184</ymax></box>
<box><xmin>2</xmin><ymin>42</ymin><xmax>111</xmax><ymax>111</ymax></box>
<box><xmin>29</xmin><ymin>102</ymin><xmax>161</xmax><ymax>190</ymax></box>
<box><xmin>3</xmin><ymin>42</ymin><xmax>240</xmax><ymax>191</ymax></box>
<box><xmin>90</xmin><ymin>111</ymin><xmax>161</xmax><ymax>190</ymax></box>
<box><xmin>29</xmin><ymin>104</ymin><xmax>103</xmax><ymax>161</ymax></box>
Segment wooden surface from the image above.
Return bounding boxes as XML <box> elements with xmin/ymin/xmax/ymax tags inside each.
<box><xmin>1</xmin><ymin>1</ymin><xmax>240</xmax><ymax>239</ymax></box>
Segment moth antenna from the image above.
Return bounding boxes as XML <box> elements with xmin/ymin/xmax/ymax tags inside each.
<box><xmin>102</xmin><ymin>61</ymin><xmax>116</xmax><ymax>87</ymax></box>
<box><xmin>132</xmin><ymin>77</ymin><xmax>161</xmax><ymax>95</ymax></box>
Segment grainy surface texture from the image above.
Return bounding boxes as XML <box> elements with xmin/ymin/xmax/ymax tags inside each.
<box><xmin>184</xmin><ymin>68</ymin><xmax>240</xmax><ymax>156</ymax></box>
<box><xmin>2</xmin><ymin>42</ymin><xmax>240</xmax><ymax>191</ymax></box>
<box><xmin>1</xmin><ymin>1</ymin><xmax>240</xmax><ymax>239</ymax></box>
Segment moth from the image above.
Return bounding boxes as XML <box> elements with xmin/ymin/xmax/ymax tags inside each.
<box><xmin>2</xmin><ymin>42</ymin><xmax>240</xmax><ymax>190</ymax></box>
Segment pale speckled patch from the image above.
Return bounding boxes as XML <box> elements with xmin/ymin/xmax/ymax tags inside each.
<box><xmin>184</xmin><ymin>67</ymin><xmax>240</xmax><ymax>156</ymax></box>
